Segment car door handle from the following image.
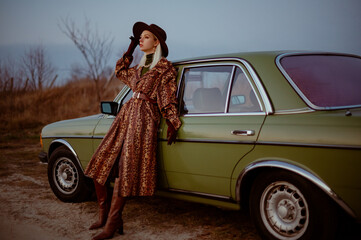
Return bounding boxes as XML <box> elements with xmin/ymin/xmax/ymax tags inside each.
<box><xmin>231</xmin><ymin>130</ymin><xmax>255</xmax><ymax>136</ymax></box>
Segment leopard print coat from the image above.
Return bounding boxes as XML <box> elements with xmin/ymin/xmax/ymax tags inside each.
<box><xmin>84</xmin><ymin>55</ymin><xmax>181</xmax><ymax>197</ymax></box>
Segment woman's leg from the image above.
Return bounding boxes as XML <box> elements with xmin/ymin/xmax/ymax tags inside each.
<box><xmin>89</xmin><ymin>180</ymin><xmax>110</xmax><ymax>230</ymax></box>
<box><xmin>92</xmin><ymin>178</ymin><xmax>126</xmax><ymax>240</ymax></box>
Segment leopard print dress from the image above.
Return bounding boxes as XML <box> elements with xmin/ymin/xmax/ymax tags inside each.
<box><xmin>84</xmin><ymin>55</ymin><xmax>181</xmax><ymax>197</ymax></box>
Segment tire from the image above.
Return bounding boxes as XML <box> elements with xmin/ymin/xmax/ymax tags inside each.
<box><xmin>48</xmin><ymin>146</ymin><xmax>93</xmax><ymax>202</ymax></box>
<box><xmin>249</xmin><ymin>170</ymin><xmax>337</xmax><ymax>240</ymax></box>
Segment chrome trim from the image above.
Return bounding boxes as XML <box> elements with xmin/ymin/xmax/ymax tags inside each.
<box><xmin>45</xmin><ymin>136</ymin><xmax>361</xmax><ymax>149</ymax></box>
<box><xmin>113</xmin><ymin>85</ymin><xmax>131</xmax><ymax>103</ymax></box>
<box><xmin>182</xmin><ymin>112</ymin><xmax>266</xmax><ymax>117</ymax></box>
<box><xmin>168</xmin><ymin>188</ymin><xmax>232</xmax><ymax>201</ymax></box>
<box><xmin>175</xmin><ymin>57</ymin><xmax>273</xmax><ymax>115</ymax></box>
<box><xmin>160</xmin><ymin>138</ymin><xmax>255</xmax><ymax>145</ymax></box>
<box><xmin>276</xmin><ymin>52</ymin><xmax>361</xmax><ymax>110</ymax></box>
<box><xmin>231</xmin><ymin>130</ymin><xmax>255</xmax><ymax>136</ymax></box>
<box><xmin>236</xmin><ymin>160</ymin><xmax>357</xmax><ymax>218</ymax></box>
<box><xmin>48</xmin><ymin>139</ymin><xmax>84</xmax><ymax>171</ymax></box>
<box><xmin>176</xmin><ymin>66</ymin><xmax>185</xmax><ymax>98</ymax></box>
<box><xmin>43</xmin><ymin>135</ymin><xmax>93</xmax><ymax>139</ymax></box>
<box><xmin>257</xmin><ymin>141</ymin><xmax>361</xmax><ymax>150</ymax></box>
<box><xmin>224</xmin><ymin>66</ymin><xmax>236</xmax><ymax>113</ymax></box>
<box><xmin>274</xmin><ymin>107</ymin><xmax>315</xmax><ymax>115</ymax></box>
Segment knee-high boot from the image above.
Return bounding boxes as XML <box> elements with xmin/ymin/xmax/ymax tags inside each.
<box><xmin>89</xmin><ymin>180</ymin><xmax>110</xmax><ymax>230</ymax></box>
<box><xmin>92</xmin><ymin>178</ymin><xmax>126</xmax><ymax>240</ymax></box>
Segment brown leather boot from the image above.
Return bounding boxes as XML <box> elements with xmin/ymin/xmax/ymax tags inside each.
<box><xmin>89</xmin><ymin>180</ymin><xmax>109</xmax><ymax>230</ymax></box>
<box><xmin>92</xmin><ymin>178</ymin><xmax>126</xmax><ymax>240</ymax></box>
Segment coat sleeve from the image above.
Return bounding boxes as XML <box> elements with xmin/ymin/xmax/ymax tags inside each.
<box><xmin>157</xmin><ymin>67</ymin><xmax>182</xmax><ymax>130</ymax></box>
<box><xmin>115</xmin><ymin>55</ymin><xmax>134</xmax><ymax>86</ymax></box>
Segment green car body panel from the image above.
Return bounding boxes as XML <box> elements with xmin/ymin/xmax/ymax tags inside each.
<box><xmin>42</xmin><ymin>115</ymin><xmax>102</xmax><ymax>168</ymax></box>
<box><xmin>41</xmin><ymin>51</ymin><xmax>361</xmax><ymax>225</ymax></box>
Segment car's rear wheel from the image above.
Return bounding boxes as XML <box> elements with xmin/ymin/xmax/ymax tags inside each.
<box><xmin>48</xmin><ymin>146</ymin><xmax>92</xmax><ymax>202</ymax></box>
<box><xmin>249</xmin><ymin>170</ymin><xmax>337</xmax><ymax>240</ymax></box>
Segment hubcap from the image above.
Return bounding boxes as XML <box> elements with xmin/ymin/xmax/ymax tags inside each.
<box><xmin>260</xmin><ymin>181</ymin><xmax>309</xmax><ymax>240</ymax></box>
<box><xmin>277</xmin><ymin>199</ymin><xmax>296</xmax><ymax>221</ymax></box>
<box><xmin>53</xmin><ymin>157</ymin><xmax>79</xmax><ymax>195</ymax></box>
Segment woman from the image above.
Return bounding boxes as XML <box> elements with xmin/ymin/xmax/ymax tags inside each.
<box><xmin>84</xmin><ymin>22</ymin><xmax>181</xmax><ymax>240</ymax></box>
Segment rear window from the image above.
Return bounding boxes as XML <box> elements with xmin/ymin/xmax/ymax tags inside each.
<box><xmin>279</xmin><ymin>54</ymin><xmax>361</xmax><ymax>109</ymax></box>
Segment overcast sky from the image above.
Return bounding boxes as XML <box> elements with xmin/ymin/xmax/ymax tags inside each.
<box><xmin>1</xmin><ymin>0</ymin><xmax>360</xmax><ymax>82</ymax></box>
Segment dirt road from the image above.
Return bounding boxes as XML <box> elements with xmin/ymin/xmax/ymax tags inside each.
<box><xmin>0</xmin><ymin>132</ymin><xmax>261</xmax><ymax>240</ymax></box>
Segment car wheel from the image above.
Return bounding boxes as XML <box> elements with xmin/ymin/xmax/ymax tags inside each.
<box><xmin>48</xmin><ymin>146</ymin><xmax>93</xmax><ymax>202</ymax></box>
<box><xmin>249</xmin><ymin>170</ymin><xmax>337</xmax><ymax>240</ymax></box>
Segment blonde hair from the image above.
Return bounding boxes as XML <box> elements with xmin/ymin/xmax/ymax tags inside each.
<box><xmin>138</xmin><ymin>44</ymin><xmax>163</xmax><ymax>70</ymax></box>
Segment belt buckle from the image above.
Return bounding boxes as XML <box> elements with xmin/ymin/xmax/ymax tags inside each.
<box><xmin>133</xmin><ymin>92</ymin><xmax>141</xmax><ymax>99</ymax></box>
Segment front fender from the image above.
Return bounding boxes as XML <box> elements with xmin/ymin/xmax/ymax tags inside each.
<box><xmin>48</xmin><ymin>139</ymin><xmax>84</xmax><ymax>172</ymax></box>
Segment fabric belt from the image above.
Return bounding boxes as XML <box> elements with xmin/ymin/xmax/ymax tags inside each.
<box><xmin>132</xmin><ymin>92</ymin><xmax>156</xmax><ymax>104</ymax></box>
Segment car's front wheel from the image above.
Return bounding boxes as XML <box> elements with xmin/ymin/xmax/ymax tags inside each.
<box><xmin>249</xmin><ymin>170</ymin><xmax>337</xmax><ymax>240</ymax></box>
<box><xmin>48</xmin><ymin>146</ymin><xmax>92</xmax><ymax>202</ymax></box>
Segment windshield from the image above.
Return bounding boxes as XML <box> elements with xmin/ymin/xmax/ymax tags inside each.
<box><xmin>278</xmin><ymin>54</ymin><xmax>361</xmax><ymax>109</ymax></box>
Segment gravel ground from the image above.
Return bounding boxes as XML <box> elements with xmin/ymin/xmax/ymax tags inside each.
<box><xmin>1</xmin><ymin>132</ymin><xmax>360</xmax><ymax>240</ymax></box>
<box><xmin>0</xmin><ymin>133</ymin><xmax>261</xmax><ymax>240</ymax></box>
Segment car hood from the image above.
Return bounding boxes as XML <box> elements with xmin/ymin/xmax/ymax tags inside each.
<box><xmin>41</xmin><ymin>114</ymin><xmax>103</xmax><ymax>137</ymax></box>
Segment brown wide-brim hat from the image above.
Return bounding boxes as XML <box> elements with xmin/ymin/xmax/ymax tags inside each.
<box><xmin>133</xmin><ymin>22</ymin><xmax>169</xmax><ymax>57</ymax></box>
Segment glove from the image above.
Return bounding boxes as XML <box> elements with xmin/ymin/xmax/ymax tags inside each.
<box><xmin>124</xmin><ymin>36</ymin><xmax>139</xmax><ymax>57</ymax></box>
<box><xmin>166</xmin><ymin>120</ymin><xmax>177</xmax><ymax>145</ymax></box>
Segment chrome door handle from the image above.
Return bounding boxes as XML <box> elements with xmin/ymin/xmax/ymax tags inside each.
<box><xmin>231</xmin><ymin>130</ymin><xmax>255</xmax><ymax>136</ymax></box>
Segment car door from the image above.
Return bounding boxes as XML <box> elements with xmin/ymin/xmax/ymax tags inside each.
<box><xmin>92</xmin><ymin>87</ymin><xmax>133</xmax><ymax>152</ymax></box>
<box><xmin>159</xmin><ymin>61</ymin><xmax>267</xmax><ymax>198</ymax></box>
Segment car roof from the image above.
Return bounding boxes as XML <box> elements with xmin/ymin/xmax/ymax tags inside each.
<box><xmin>172</xmin><ymin>50</ymin><xmax>356</xmax><ymax>64</ymax></box>
<box><xmin>173</xmin><ymin>51</ymin><xmax>307</xmax><ymax>112</ymax></box>
<box><xmin>173</xmin><ymin>51</ymin><xmax>361</xmax><ymax>112</ymax></box>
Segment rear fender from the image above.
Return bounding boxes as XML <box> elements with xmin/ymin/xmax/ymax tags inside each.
<box><xmin>236</xmin><ymin>160</ymin><xmax>356</xmax><ymax>218</ymax></box>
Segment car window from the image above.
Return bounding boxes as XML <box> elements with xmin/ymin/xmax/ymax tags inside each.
<box><xmin>228</xmin><ymin>67</ymin><xmax>261</xmax><ymax>113</ymax></box>
<box><xmin>180</xmin><ymin>66</ymin><xmax>233</xmax><ymax>114</ymax></box>
<box><xmin>279</xmin><ymin>54</ymin><xmax>361</xmax><ymax>109</ymax></box>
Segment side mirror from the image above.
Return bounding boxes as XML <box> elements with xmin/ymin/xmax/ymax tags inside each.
<box><xmin>101</xmin><ymin>101</ymin><xmax>119</xmax><ymax>116</ymax></box>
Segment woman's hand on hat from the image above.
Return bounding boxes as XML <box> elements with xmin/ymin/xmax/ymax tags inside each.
<box><xmin>124</xmin><ymin>36</ymin><xmax>139</xmax><ymax>57</ymax></box>
<box><xmin>129</xmin><ymin>36</ymin><xmax>139</xmax><ymax>45</ymax></box>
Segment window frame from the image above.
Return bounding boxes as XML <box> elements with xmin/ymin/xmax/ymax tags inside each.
<box><xmin>176</xmin><ymin>60</ymin><xmax>268</xmax><ymax>117</ymax></box>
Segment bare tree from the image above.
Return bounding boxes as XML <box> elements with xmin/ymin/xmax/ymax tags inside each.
<box><xmin>0</xmin><ymin>57</ymin><xmax>27</xmax><ymax>92</ymax></box>
<box><xmin>21</xmin><ymin>45</ymin><xmax>57</xmax><ymax>91</ymax></box>
<box><xmin>0</xmin><ymin>58</ymin><xmax>13</xmax><ymax>92</ymax></box>
<box><xmin>59</xmin><ymin>17</ymin><xmax>114</xmax><ymax>101</ymax></box>
<box><xmin>69</xmin><ymin>63</ymin><xmax>85</xmax><ymax>81</ymax></box>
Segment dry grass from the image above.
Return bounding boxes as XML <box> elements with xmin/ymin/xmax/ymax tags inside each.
<box><xmin>0</xmin><ymin>76</ymin><xmax>262</xmax><ymax>240</ymax></box>
<box><xmin>0</xmin><ymin>126</ymin><xmax>262</xmax><ymax>240</ymax></box>
<box><xmin>0</xmin><ymin>77</ymin><xmax>124</xmax><ymax>131</ymax></box>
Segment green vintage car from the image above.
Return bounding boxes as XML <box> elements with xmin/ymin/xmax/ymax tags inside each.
<box><xmin>39</xmin><ymin>51</ymin><xmax>361</xmax><ymax>239</ymax></box>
